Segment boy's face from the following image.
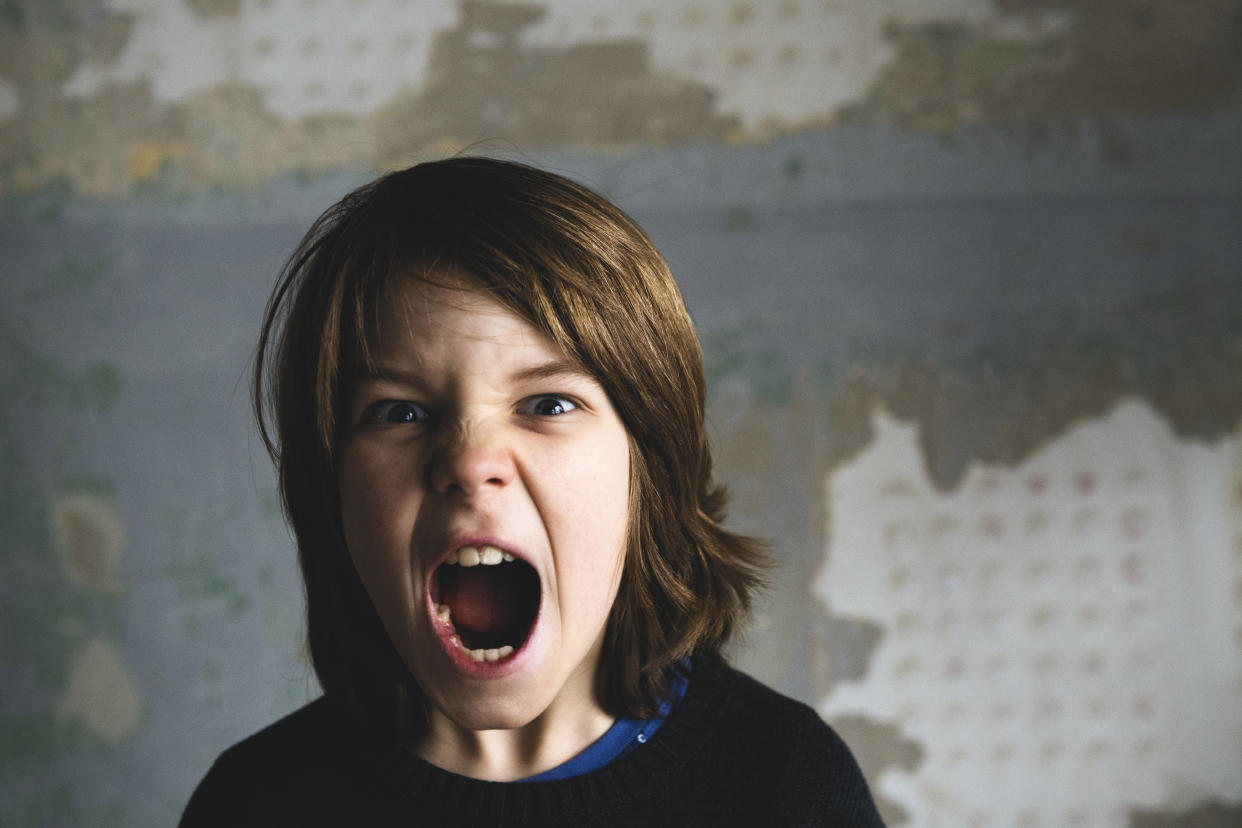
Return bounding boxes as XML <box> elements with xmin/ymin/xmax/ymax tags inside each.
<box><xmin>337</xmin><ymin>276</ymin><xmax>630</xmax><ymax>734</ymax></box>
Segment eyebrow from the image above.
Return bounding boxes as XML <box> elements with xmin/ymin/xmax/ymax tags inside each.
<box><xmin>356</xmin><ymin>359</ymin><xmax>594</xmax><ymax>387</ymax></box>
<box><xmin>506</xmin><ymin>359</ymin><xmax>595</xmax><ymax>385</ymax></box>
<box><xmin>355</xmin><ymin>365</ymin><xmax>421</xmax><ymax>386</ymax></box>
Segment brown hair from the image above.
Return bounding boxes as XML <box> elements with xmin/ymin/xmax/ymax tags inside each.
<box><xmin>255</xmin><ymin>157</ymin><xmax>765</xmax><ymax>734</ymax></box>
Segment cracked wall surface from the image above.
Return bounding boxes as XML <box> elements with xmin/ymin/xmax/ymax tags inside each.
<box><xmin>1</xmin><ymin>1</ymin><xmax>1240</xmax><ymax>824</ymax></box>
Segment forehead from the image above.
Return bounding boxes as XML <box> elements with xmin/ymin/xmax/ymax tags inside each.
<box><xmin>363</xmin><ymin>274</ymin><xmax>571</xmax><ymax>371</ymax></box>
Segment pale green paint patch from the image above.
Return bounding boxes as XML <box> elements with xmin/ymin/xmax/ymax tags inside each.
<box><xmin>782</xmin><ymin>153</ymin><xmax>805</xmax><ymax>180</ymax></box>
<box><xmin>53</xmin><ymin>476</ymin><xmax>115</xmax><ymax>498</ymax></box>
<box><xmin>259</xmin><ymin>489</ymin><xmax>282</xmax><ymax>517</ymax></box>
<box><xmin>723</xmin><ymin>206</ymin><xmax>757</xmax><ymax>232</ymax></box>
<box><xmin>29</xmin><ymin>253</ymin><xmax>113</xmax><ymax>301</ymax></box>
<box><xmin>163</xmin><ymin>507</ymin><xmax>252</xmax><ymax>622</ymax></box>
<box><xmin>702</xmin><ymin>326</ymin><xmax>795</xmax><ymax>405</ymax></box>
<box><xmin>184</xmin><ymin>0</ymin><xmax>241</xmax><ymax>19</ymax></box>
<box><xmin>2</xmin><ymin>340</ymin><xmax>122</xmax><ymax>413</ymax></box>
<box><xmin>0</xmin><ymin>714</ymin><xmax>79</xmax><ymax>772</ymax></box>
<box><xmin>167</xmin><ymin>549</ymin><xmax>246</xmax><ymax>608</ymax></box>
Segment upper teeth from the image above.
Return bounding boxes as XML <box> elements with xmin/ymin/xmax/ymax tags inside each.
<box><xmin>446</xmin><ymin>545</ymin><xmax>515</xmax><ymax>567</ymax></box>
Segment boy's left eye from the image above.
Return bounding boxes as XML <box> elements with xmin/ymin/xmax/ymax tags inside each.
<box><xmin>518</xmin><ymin>395</ymin><xmax>578</xmax><ymax>416</ymax></box>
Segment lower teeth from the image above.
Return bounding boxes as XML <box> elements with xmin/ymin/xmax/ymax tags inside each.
<box><xmin>469</xmin><ymin>645</ymin><xmax>515</xmax><ymax>662</ymax></box>
<box><xmin>439</xmin><ymin>605</ymin><xmax>516</xmax><ymax>661</ymax></box>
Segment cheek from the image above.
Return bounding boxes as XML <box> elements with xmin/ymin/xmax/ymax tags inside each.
<box><xmin>338</xmin><ymin>445</ymin><xmax>414</xmax><ymax>573</ymax></box>
<box><xmin>338</xmin><ymin>450</ymin><xmax>377</xmax><ymax>546</ymax></box>
<box><xmin>337</xmin><ymin>446</ymin><xmax>428</xmax><ymax>647</ymax></box>
<box><xmin>553</xmin><ymin>439</ymin><xmax>631</xmax><ymax>607</ymax></box>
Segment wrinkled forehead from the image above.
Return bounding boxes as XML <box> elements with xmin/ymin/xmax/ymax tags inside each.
<box><xmin>347</xmin><ymin>267</ymin><xmax>582</xmax><ymax>382</ymax></box>
<box><xmin>377</xmin><ymin>270</ymin><xmax>486</xmax><ymax>329</ymax></box>
<box><xmin>389</xmin><ymin>275</ymin><xmax>556</xmax><ymax>353</ymax></box>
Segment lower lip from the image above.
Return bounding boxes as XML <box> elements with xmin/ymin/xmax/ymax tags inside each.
<box><xmin>426</xmin><ymin>593</ymin><xmax>540</xmax><ymax>678</ymax></box>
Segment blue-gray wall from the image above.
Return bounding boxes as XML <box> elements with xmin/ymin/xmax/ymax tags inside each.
<box><xmin>3</xmin><ymin>2</ymin><xmax>1240</xmax><ymax>825</ymax></box>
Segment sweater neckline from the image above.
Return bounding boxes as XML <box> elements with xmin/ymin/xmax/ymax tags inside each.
<box><xmin>346</xmin><ymin>659</ymin><xmax>738</xmax><ymax>825</ymax></box>
<box><xmin>518</xmin><ymin>663</ymin><xmax>689</xmax><ymax>783</ymax></box>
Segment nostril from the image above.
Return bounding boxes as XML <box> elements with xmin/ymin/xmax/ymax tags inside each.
<box><xmin>438</xmin><ymin>477</ymin><xmax>505</xmax><ymax>495</ymax></box>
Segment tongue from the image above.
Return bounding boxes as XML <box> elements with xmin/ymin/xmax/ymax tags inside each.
<box><xmin>446</xmin><ymin>567</ymin><xmax>523</xmax><ymax>632</ymax></box>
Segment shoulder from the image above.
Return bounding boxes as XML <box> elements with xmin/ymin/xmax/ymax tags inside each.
<box><xmin>202</xmin><ymin>696</ymin><xmax>352</xmax><ymax>772</ymax></box>
<box><xmin>693</xmin><ymin>661</ymin><xmax>847</xmax><ymax>753</ymax></box>
<box><xmin>705</xmin><ymin>661</ymin><xmax>820</xmax><ymax>720</ymax></box>
<box><xmin>681</xmin><ymin>661</ymin><xmax>886</xmax><ymax>826</ymax></box>
<box><xmin>179</xmin><ymin>697</ymin><xmax>383</xmax><ymax>826</ymax></box>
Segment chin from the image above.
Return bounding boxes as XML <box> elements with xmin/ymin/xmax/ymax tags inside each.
<box><xmin>439</xmin><ymin>686</ymin><xmax>549</xmax><ymax>732</ymax></box>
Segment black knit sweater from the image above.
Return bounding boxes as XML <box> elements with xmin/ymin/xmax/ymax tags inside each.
<box><xmin>181</xmin><ymin>661</ymin><xmax>884</xmax><ymax>826</ymax></box>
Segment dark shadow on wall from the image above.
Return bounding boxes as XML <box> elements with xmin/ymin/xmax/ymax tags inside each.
<box><xmin>1130</xmin><ymin>800</ymin><xmax>1242</xmax><ymax>827</ymax></box>
<box><xmin>373</xmin><ymin>0</ymin><xmax>738</xmax><ymax>154</ymax></box>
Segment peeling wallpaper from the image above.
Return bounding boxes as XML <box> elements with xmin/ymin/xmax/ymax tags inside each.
<box><xmin>5</xmin><ymin>0</ymin><xmax>1240</xmax><ymax>196</ymax></box>
<box><xmin>820</xmin><ymin>402</ymin><xmax>1242</xmax><ymax>824</ymax></box>
<box><xmin>1</xmin><ymin>1</ymin><xmax>1240</xmax><ymax>825</ymax></box>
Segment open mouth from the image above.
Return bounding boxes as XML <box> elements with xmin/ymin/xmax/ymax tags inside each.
<box><xmin>431</xmin><ymin>545</ymin><xmax>541</xmax><ymax>662</ymax></box>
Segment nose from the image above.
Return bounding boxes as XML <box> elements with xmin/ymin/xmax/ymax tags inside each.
<box><xmin>429</xmin><ymin>422</ymin><xmax>514</xmax><ymax>496</ymax></box>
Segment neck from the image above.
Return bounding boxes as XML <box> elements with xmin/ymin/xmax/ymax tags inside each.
<box><xmin>414</xmin><ymin>693</ymin><xmax>615</xmax><ymax>781</ymax></box>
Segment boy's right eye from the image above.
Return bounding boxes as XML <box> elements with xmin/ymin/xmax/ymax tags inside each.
<box><xmin>364</xmin><ymin>400</ymin><xmax>431</xmax><ymax>425</ymax></box>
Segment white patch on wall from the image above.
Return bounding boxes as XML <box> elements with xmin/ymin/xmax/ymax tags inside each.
<box><xmin>986</xmin><ymin>8</ymin><xmax>1073</xmax><ymax>42</ymax></box>
<box><xmin>56</xmin><ymin>637</ymin><xmax>143</xmax><ymax>743</ymax></box>
<box><xmin>816</xmin><ymin>400</ymin><xmax>1242</xmax><ymax>826</ymax></box>
<box><xmin>522</xmin><ymin>0</ymin><xmax>996</xmax><ymax>130</ymax></box>
<box><xmin>59</xmin><ymin>0</ymin><xmax>1000</xmax><ymax>129</ymax></box>
<box><xmin>0</xmin><ymin>78</ymin><xmax>18</xmax><ymax>121</ymax></box>
<box><xmin>62</xmin><ymin>0</ymin><xmax>458</xmax><ymax>120</ymax></box>
<box><xmin>50</xmin><ymin>493</ymin><xmax>126</xmax><ymax>592</ymax></box>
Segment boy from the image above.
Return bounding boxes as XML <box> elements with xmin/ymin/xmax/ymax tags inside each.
<box><xmin>182</xmin><ymin>158</ymin><xmax>882</xmax><ymax>826</ymax></box>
